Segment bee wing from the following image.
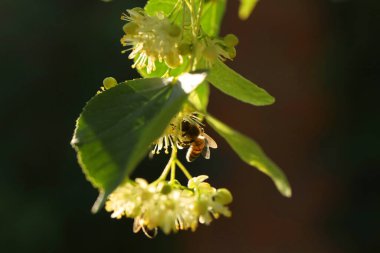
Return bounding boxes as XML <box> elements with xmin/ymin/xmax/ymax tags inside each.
<box><xmin>202</xmin><ymin>143</ymin><xmax>211</xmax><ymax>159</ymax></box>
<box><xmin>203</xmin><ymin>133</ymin><xmax>218</xmax><ymax>149</ymax></box>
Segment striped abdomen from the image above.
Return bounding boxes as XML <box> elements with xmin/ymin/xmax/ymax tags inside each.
<box><xmin>186</xmin><ymin>136</ymin><xmax>206</xmax><ymax>162</ymax></box>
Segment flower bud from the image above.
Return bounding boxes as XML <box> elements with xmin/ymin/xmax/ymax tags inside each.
<box><xmin>160</xmin><ymin>183</ymin><xmax>172</xmax><ymax>195</ymax></box>
<box><xmin>166</xmin><ymin>24</ymin><xmax>181</xmax><ymax>37</ymax></box>
<box><xmin>188</xmin><ymin>175</ymin><xmax>209</xmax><ymax>189</ymax></box>
<box><xmin>214</xmin><ymin>188</ymin><xmax>233</xmax><ymax>205</ymax></box>
<box><xmin>195</xmin><ymin>199</ymin><xmax>209</xmax><ymax>214</ymax></box>
<box><xmin>123</xmin><ymin>22</ymin><xmax>139</xmax><ymax>35</ymax></box>
<box><xmin>165</xmin><ymin>52</ymin><xmax>181</xmax><ymax>69</ymax></box>
<box><xmin>224</xmin><ymin>34</ymin><xmax>239</xmax><ymax>47</ymax></box>
<box><xmin>227</xmin><ymin>47</ymin><xmax>236</xmax><ymax>59</ymax></box>
<box><xmin>103</xmin><ymin>77</ymin><xmax>117</xmax><ymax>89</ymax></box>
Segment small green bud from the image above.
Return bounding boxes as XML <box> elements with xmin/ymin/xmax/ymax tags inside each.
<box><xmin>165</xmin><ymin>52</ymin><xmax>181</xmax><ymax>69</ymax></box>
<box><xmin>195</xmin><ymin>199</ymin><xmax>209</xmax><ymax>214</ymax></box>
<box><xmin>224</xmin><ymin>34</ymin><xmax>239</xmax><ymax>47</ymax></box>
<box><xmin>227</xmin><ymin>47</ymin><xmax>236</xmax><ymax>59</ymax></box>
<box><xmin>161</xmin><ymin>183</ymin><xmax>172</xmax><ymax>195</ymax></box>
<box><xmin>123</xmin><ymin>22</ymin><xmax>138</xmax><ymax>35</ymax></box>
<box><xmin>167</xmin><ymin>24</ymin><xmax>181</xmax><ymax>37</ymax></box>
<box><xmin>103</xmin><ymin>77</ymin><xmax>117</xmax><ymax>89</ymax></box>
<box><xmin>214</xmin><ymin>188</ymin><xmax>233</xmax><ymax>205</ymax></box>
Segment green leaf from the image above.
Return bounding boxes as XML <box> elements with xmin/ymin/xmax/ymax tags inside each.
<box><xmin>239</xmin><ymin>0</ymin><xmax>259</xmax><ymax>20</ymax></box>
<box><xmin>137</xmin><ymin>57</ymin><xmax>190</xmax><ymax>79</ymax></box>
<box><xmin>206</xmin><ymin>115</ymin><xmax>292</xmax><ymax>197</ymax></box>
<box><xmin>188</xmin><ymin>81</ymin><xmax>210</xmax><ymax>112</ymax></box>
<box><xmin>207</xmin><ymin>60</ymin><xmax>275</xmax><ymax>106</ymax></box>
<box><xmin>201</xmin><ymin>0</ymin><xmax>227</xmax><ymax>37</ymax></box>
<box><xmin>71</xmin><ymin>74</ymin><xmax>206</xmax><ymax>212</ymax></box>
<box><xmin>144</xmin><ymin>0</ymin><xmax>179</xmax><ymax>16</ymax></box>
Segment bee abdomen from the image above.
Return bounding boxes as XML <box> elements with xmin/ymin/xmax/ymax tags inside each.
<box><xmin>186</xmin><ymin>137</ymin><xmax>205</xmax><ymax>162</ymax></box>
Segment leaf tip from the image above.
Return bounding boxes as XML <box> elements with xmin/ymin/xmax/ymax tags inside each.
<box><xmin>264</xmin><ymin>95</ymin><xmax>276</xmax><ymax>106</ymax></box>
<box><xmin>276</xmin><ymin>181</ymin><xmax>292</xmax><ymax>198</ymax></box>
<box><xmin>254</xmin><ymin>92</ymin><xmax>275</xmax><ymax>106</ymax></box>
<box><xmin>282</xmin><ymin>187</ymin><xmax>292</xmax><ymax>198</ymax></box>
<box><xmin>238</xmin><ymin>11</ymin><xmax>249</xmax><ymax>20</ymax></box>
<box><xmin>239</xmin><ymin>0</ymin><xmax>260</xmax><ymax>20</ymax></box>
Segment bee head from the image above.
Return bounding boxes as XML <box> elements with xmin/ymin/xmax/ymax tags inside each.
<box><xmin>181</xmin><ymin>120</ymin><xmax>191</xmax><ymax>132</ymax></box>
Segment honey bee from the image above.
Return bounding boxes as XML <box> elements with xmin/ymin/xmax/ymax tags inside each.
<box><xmin>178</xmin><ymin>118</ymin><xmax>217</xmax><ymax>162</ymax></box>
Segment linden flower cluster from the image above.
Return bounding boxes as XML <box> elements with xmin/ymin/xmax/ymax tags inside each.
<box><xmin>120</xmin><ymin>8</ymin><xmax>239</xmax><ymax>74</ymax></box>
<box><xmin>105</xmin><ymin>176</ymin><xmax>232</xmax><ymax>237</ymax></box>
<box><xmin>121</xmin><ymin>8</ymin><xmax>183</xmax><ymax>73</ymax></box>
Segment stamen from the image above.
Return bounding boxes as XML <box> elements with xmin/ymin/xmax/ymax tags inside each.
<box><xmin>164</xmin><ymin>136</ymin><xmax>169</xmax><ymax>154</ymax></box>
<box><xmin>176</xmin><ymin>217</ymin><xmax>184</xmax><ymax>230</ymax></box>
<box><xmin>168</xmin><ymin>135</ymin><xmax>175</xmax><ymax>148</ymax></box>
<box><xmin>142</xmin><ymin>225</ymin><xmax>158</xmax><ymax>239</ymax></box>
<box><xmin>133</xmin><ymin>216</ymin><xmax>143</xmax><ymax>233</ymax></box>
<box><xmin>152</xmin><ymin>144</ymin><xmax>158</xmax><ymax>154</ymax></box>
<box><xmin>157</xmin><ymin>137</ymin><xmax>163</xmax><ymax>154</ymax></box>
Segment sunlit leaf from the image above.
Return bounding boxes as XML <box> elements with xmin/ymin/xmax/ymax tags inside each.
<box><xmin>145</xmin><ymin>0</ymin><xmax>179</xmax><ymax>16</ymax></box>
<box><xmin>201</xmin><ymin>0</ymin><xmax>227</xmax><ymax>37</ymax></box>
<box><xmin>207</xmin><ymin>60</ymin><xmax>275</xmax><ymax>106</ymax></box>
<box><xmin>206</xmin><ymin>115</ymin><xmax>292</xmax><ymax>197</ymax></box>
<box><xmin>71</xmin><ymin>74</ymin><xmax>206</xmax><ymax>212</ymax></box>
<box><xmin>188</xmin><ymin>81</ymin><xmax>210</xmax><ymax>112</ymax></box>
<box><xmin>239</xmin><ymin>0</ymin><xmax>259</xmax><ymax>20</ymax></box>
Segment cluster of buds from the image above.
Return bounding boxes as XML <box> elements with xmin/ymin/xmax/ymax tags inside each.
<box><xmin>105</xmin><ymin>176</ymin><xmax>232</xmax><ymax>237</ymax></box>
<box><xmin>197</xmin><ymin>34</ymin><xmax>239</xmax><ymax>68</ymax></box>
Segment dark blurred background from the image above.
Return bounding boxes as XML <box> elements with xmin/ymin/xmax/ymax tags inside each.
<box><xmin>0</xmin><ymin>0</ymin><xmax>379</xmax><ymax>252</ymax></box>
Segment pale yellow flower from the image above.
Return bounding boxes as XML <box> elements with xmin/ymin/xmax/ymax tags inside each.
<box><xmin>105</xmin><ymin>176</ymin><xmax>232</xmax><ymax>237</ymax></box>
<box><xmin>121</xmin><ymin>8</ymin><xmax>183</xmax><ymax>74</ymax></box>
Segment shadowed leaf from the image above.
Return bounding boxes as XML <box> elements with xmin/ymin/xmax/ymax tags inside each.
<box><xmin>206</xmin><ymin>115</ymin><xmax>292</xmax><ymax>197</ymax></box>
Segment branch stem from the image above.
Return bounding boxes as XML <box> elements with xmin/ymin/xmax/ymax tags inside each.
<box><xmin>170</xmin><ymin>158</ymin><xmax>176</xmax><ymax>183</ymax></box>
<box><xmin>153</xmin><ymin>148</ymin><xmax>178</xmax><ymax>184</ymax></box>
<box><xmin>175</xmin><ymin>159</ymin><xmax>193</xmax><ymax>180</ymax></box>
